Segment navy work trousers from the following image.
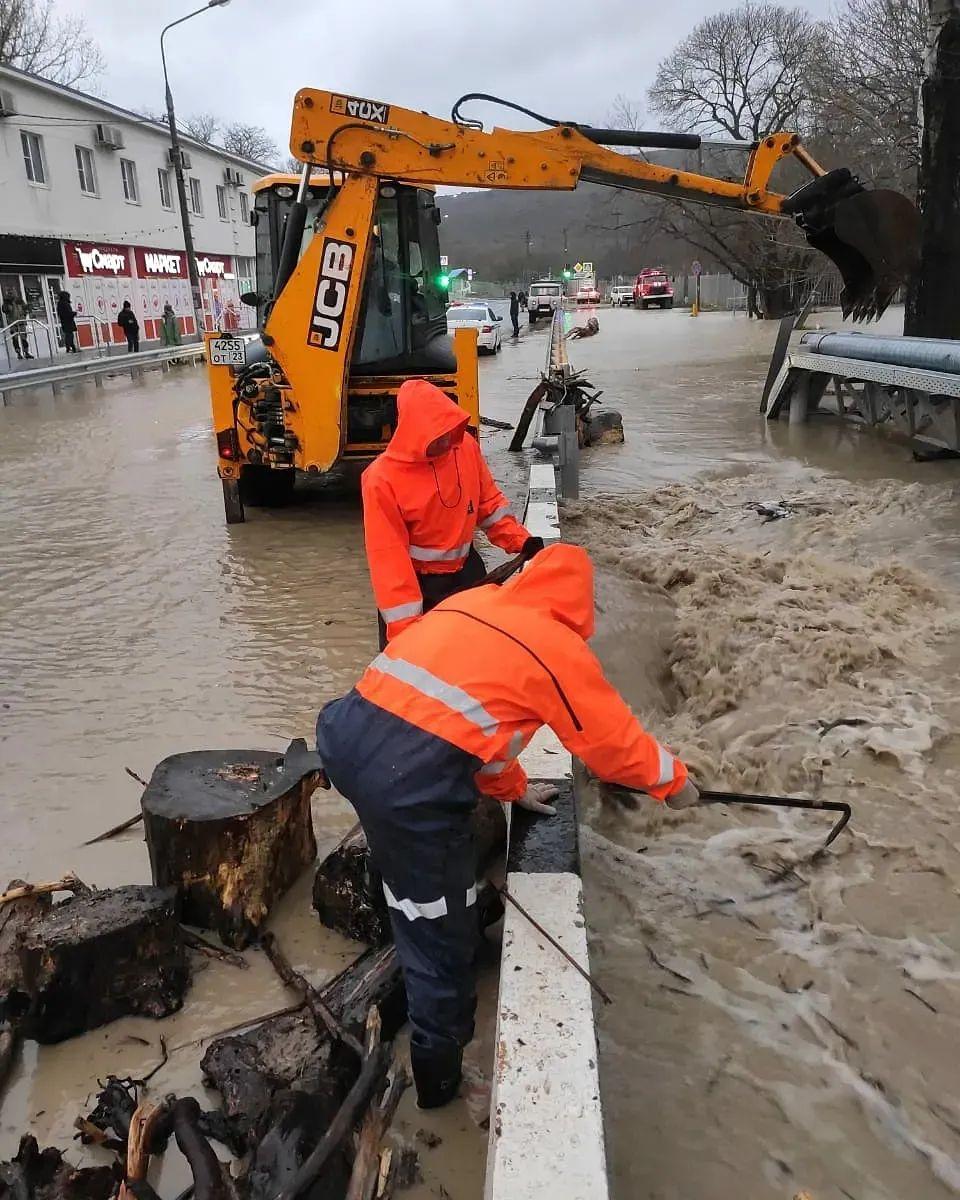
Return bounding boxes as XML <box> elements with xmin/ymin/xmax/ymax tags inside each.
<box><xmin>316</xmin><ymin>690</ymin><xmax>481</xmax><ymax>1059</ymax></box>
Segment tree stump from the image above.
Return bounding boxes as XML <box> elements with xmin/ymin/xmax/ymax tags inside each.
<box><xmin>312</xmin><ymin>797</ymin><xmax>507</xmax><ymax>944</ymax></box>
<box><xmin>11</xmin><ymin>886</ymin><xmax>188</xmax><ymax>1044</ymax></box>
<box><xmin>143</xmin><ymin>748</ymin><xmax>320</xmax><ymax>949</ymax></box>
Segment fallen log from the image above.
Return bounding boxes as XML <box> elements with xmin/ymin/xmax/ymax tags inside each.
<box><xmin>143</xmin><ymin>746</ymin><xmax>321</xmax><ymax>949</ymax></box>
<box><xmin>0</xmin><ymin>1025</ymin><xmax>17</xmax><ymax>1100</ymax></box>
<box><xmin>312</xmin><ymin>796</ymin><xmax>507</xmax><ymax>945</ymax></box>
<box><xmin>11</xmin><ymin>886</ymin><xmax>189</xmax><ymax>1043</ymax></box>
<box><xmin>200</xmin><ymin>945</ymin><xmax>403</xmax><ymax>1146</ymax></box>
<box><xmin>0</xmin><ymin>1136</ymin><xmax>121</xmax><ymax>1200</ymax></box>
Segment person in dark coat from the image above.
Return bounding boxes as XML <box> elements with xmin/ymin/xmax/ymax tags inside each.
<box><xmin>508</xmin><ymin>291</ymin><xmax>520</xmax><ymax>338</ymax></box>
<box><xmin>57</xmin><ymin>291</ymin><xmax>78</xmax><ymax>353</ymax></box>
<box><xmin>118</xmin><ymin>300</ymin><xmax>140</xmax><ymax>353</ymax></box>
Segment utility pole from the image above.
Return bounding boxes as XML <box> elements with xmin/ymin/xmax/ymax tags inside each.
<box><xmin>905</xmin><ymin>0</ymin><xmax>960</xmax><ymax>338</ymax></box>
<box><xmin>160</xmin><ymin>1</ymin><xmax>230</xmax><ymax>341</ymax></box>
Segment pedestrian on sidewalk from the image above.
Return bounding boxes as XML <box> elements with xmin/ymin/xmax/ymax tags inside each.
<box><xmin>160</xmin><ymin>303</ymin><xmax>181</xmax><ymax>347</ymax></box>
<box><xmin>2</xmin><ymin>292</ymin><xmax>33</xmax><ymax>361</ymax></box>
<box><xmin>315</xmin><ymin>543</ymin><xmax>698</xmax><ymax>1110</ymax></box>
<box><xmin>56</xmin><ymin>290</ymin><xmax>78</xmax><ymax>353</ymax></box>
<box><xmin>508</xmin><ymin>291</ymin><xmax>520</xmax><ymax>338</ymax></box>
<box><xmin>118</xmin><ymin>300</ymin><xmax>140</xmax><ymax>353</ymax></box>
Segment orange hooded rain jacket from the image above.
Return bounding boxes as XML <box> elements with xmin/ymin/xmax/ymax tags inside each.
<box><xmin>361</xmin><ymin>379</ymin><xmax>529</xmax><ymax>641</ymax></box>
<box><xmin>355</xmin><ymin>543</ymin><xmax>689</xmax><ymax>803</ymax></box>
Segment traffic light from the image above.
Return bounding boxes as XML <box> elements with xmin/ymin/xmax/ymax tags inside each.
<box><xmin>436</xmin><ymin>272</ymin><xmax>451</xmax><ymax>290</ymax></box>
<box><xmin>562</xmin><ymin>266</ymin><xmax>573</xmax><ymax>279</ymax></box>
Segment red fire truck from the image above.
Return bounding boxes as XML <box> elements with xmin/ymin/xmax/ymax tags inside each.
<box><xmin>633</xmin><ymin>268</ymin><xmax>674</xmax><ymax>310</ymax></box>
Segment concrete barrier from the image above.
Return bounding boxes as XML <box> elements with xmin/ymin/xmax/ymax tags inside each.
<box><xmin>484</xmin><ymin>467</ymin><xmax>608</xmax><ymax>1200</ymax></box>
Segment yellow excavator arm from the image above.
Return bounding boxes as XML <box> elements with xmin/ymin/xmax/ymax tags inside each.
<box><xmin>288</xmin><ymin>89</ymin><xmax>919</xmax><ymax>321</ymax></box>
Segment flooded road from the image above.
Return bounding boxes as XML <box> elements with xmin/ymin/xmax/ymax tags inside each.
<box><xmin>3</xmin><ymin>305</ymin><xmax>960</xmax><ymax>1197</ymax></box>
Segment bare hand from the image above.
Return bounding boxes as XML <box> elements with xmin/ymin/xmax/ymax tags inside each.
<box><xmin>517</xmin><ymin>783</ymin><xmax>559</xmax><ymax>815</ymax></box>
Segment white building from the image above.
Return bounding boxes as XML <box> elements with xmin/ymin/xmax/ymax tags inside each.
<box><xmin>0</xmin><ymin>63</ymin><xmax>272</xmax><ymax>352</ymax></box>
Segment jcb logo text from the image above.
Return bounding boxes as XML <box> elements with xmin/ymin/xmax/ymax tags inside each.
<box><xmin>308</xmin><ymin>238</ymin><xmax>355</xmax><ymax>351</ymax></box>
<box><xmin>330</xmin><ymin>94</ymin><xmax>391</xmax><ymax>124</ymax></box>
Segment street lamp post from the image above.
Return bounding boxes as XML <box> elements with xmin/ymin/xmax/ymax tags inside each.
<box><xmin>160</xmin><ymin>0</ymin><xmax>230</xmax><ymax>341</ymax></box>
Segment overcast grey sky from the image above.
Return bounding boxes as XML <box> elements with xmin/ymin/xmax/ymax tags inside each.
<box><xmin>61</xmin><ymin>0</ymin><xmax>835</xmax><ymax>153</ymax></box>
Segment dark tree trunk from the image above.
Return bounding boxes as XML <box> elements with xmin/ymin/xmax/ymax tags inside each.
<box><xmin>312</xmin><ymin>797</ymin><xmax>507</xmax><ymax>944</ymax></box>
<box><xmin>10</xmin><ymin>886</ymin><xmax>188</xmax><ymax>1044</ymax></box>
<box><xmin>905</xmin><ymin>5</ymin><xmax>960</xmax><ymax>337</ymax></box>
<box><xmin>0</xmin><ymin>880</ymin><xmax>51</xmax><ymax>1016</ymax></box>
<box><xmin>143</xmin><ymin>750</ymin><xmax>319</xmax><ymax>949</ymax></box>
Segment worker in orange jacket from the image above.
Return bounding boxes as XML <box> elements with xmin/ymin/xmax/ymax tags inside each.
<box><xmin>315</xmin><ymin>543</ymin><xmax>698</xmax><ymax>1108</ymax></box>
<box><xmin>362</xmin><ymin>378</ymin><xmax>541</xmax><ymax>647</ymax></box>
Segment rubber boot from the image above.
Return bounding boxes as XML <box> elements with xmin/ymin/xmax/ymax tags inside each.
<box><xmin>411</xmin><ymin>1040</ymin><xmax>463</xmax><ymax>1110</ymax></box>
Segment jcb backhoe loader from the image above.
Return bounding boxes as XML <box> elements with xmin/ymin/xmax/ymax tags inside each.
<box><xmin>206</xmin><ymin>90</ymin><xmax>919</xmax><ymax>523</ymax></box>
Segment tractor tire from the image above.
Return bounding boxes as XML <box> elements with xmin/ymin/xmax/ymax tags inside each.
<box><xmin>222</xmin><ymin>478</ymin><xmax>244</xmax><ymax>525</ymax></box>
<box><xmin>239</xmin><ymin>465</ymin><xmax>296</xmax><ymax>508</ymax></box>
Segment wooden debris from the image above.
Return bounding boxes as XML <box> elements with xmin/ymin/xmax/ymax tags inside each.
<box><xmin>0</xmin><ymin>1136</ymin><xmax>121</xmax><ymax>1200</ymax></box>
<box><xmin>143</xmin><ymin>750</ymin><xmax>320</xmax><ymax>949</ymax></box>
<box><xmin>182</xmin><ymin>929</ymin><xmax>249</xmax><ymax>969</ymax></box>
<box><xmin>83</xmin><ymin>813</ymin><xmax>143</xmax><ymax>846</ymax></box>
<box><xmin>12</xmin><ymin>885</ymin><xmax>189</xmax><ymax>1043</ymax></box>
<box><xmin>172</xmin><ymin>1099</ymin><xmax>238</xmax><ymax>1200</ymax></box>
<box><xmin>345</xmin><ymin>1070</ymin><xmax>410</xmax><ymax>1200</ymax></box>
<box><xmin>118</xmin><ymin>1100</ymin><xmax>169</xmax><ymax>1200</ymax></box>
<box><xmin>260</xmin><ymin>932</ymin><xmax>363</xmax><ymax>1057</ymax></box>
<box><xmin>313</xmin><ymin>797</ymin><xmax>507</xmax><ymax>945</ymax></box>
<box><xmin>201</xmin><ymin>946</ymin><xmax>403</xmax><ymax>1146</ymax></box>
<box><xmin>0</xmin><ymin>874</ymin><xmax>90</xmax><ymax>908</ymax></box>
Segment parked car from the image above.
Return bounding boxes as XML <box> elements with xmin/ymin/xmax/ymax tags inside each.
<box><xmin>634</xmin><ymin>268</ymin><xmax>674</xmax><ymax>309</ymax></box>
<box><xmin>609</xmin><ymin>285</ymin><xmax>634</xmax><ymax>306</ymax></box>
<box><xmin>446</xmin><ymin>302</ymin><xmax>502</xmax><ymax>353</ymax></box>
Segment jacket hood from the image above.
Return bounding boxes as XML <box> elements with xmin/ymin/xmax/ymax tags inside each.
<box><xmin>386</xmin><ymin>379</ymin><xmax>470</xmax><ymax>462</ymax></box>
<box><xmin>502</xmin><ymin>543</ymin><xmax>595</xmax><ymax>639</ymax></box>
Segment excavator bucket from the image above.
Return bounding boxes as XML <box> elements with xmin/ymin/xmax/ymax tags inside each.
<box><xmin>783</xmin><ymin>170</ymin><xmax>920</xmax><ymax>322</ymax></box>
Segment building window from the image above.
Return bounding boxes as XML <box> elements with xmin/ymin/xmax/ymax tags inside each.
<box><xmin>158</xmin><ymin>168</ymin><xmax>173</xmax><ymax>210</ymax></box>
<box><xmin>75</xmin><ymin>145</ymin><xmax>97</xmax><ymax>195</ymax></box>
<box><xmin>189</xmin><ymin>177</ymin><xmax>203</xmax><ymax>215</ymax></box>
<box><xmin>216</xmin><ymin>184</ymin><xmax>228</xmax><ymax>220</ymax></box>
<box><xmin>120</xmin><ymin>158</ymin><xmax>139</xmax><ymax>203</ymax></box>
<box><xmin>21</xmin><ymin>131</ymin><xmax>46</xmax><ymax>185</ymax></box>
<box><xmin>239</xmin><ymin>192</ymin><xmax>249</xmax><ymax>223</ymax></box>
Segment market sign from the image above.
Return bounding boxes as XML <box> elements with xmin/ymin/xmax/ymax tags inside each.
<box><xmin>65</xmin><ymin>241</ymin><xmax>131</xmax><ymax>277</ymax></box>
<box><xmin>137</xmin><ymin>248</ymin><xmax>186</xmax><ymax>277</ymax></box>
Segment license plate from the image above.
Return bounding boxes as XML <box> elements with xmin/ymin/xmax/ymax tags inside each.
<box><xmin>209</xmin><ymin>337</ymin><xmax>245</xmax><ymax>367</ymax></box>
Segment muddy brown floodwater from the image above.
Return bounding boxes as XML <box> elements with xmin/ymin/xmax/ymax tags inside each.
<box><xmin>3</xmin><ymin>306</ymin><xmax>960</xmax><ymax>1199</ymax></box>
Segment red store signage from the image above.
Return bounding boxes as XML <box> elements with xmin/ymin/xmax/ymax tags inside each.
<box><xmin>195</xmin><ymin>253</ymin><xmax>233</xmax><ymax>279</ymax></box>
<box><xmin>134</xmin><ymin>246</ymin><xmax>187</xmax><ymax>278</ymax></box>
<box><xmin>64</xmin><ymin>241</ymin><xmax>132</xmax><ymax>278</ymax></box>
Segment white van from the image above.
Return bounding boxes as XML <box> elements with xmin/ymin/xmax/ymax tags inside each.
<box><xmin>527</xmin><ymin>279</ymin><xmax>564</xmax><ymax>322</ymax></box>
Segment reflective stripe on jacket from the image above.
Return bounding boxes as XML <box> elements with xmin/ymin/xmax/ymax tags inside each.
<box><xmin>362</xmin><ymin>379</ymin><xmax>528</xmax><ymax>640</ymax></box>
<box><xmin>355</xmin><ymin>543</ymin><xmax>688</xmax><ymax>803</ymax></box>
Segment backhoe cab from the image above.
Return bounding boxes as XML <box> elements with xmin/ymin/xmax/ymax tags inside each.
<box><xmin>207</xmin><ymin>173</ymin><xmax>479</xmax><ymax>523</ymax></box>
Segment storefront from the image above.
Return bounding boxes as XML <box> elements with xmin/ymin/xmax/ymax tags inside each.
<box><xmin>0</xmin><ymin>234</ymin><xmax>67</xmax><ymax>356</ymax></box>
<box><xmin>62</xmin><ymin>240</ymin><xmax>254</xmax><ymax>349</ymax></box>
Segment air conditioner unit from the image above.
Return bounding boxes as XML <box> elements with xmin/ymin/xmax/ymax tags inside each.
<box><xmin>95</xmin><ymin>123</ymin><xmax>125</xmax><ymax>150</ymax></box>
<box><xmin>223</xmin><ymin>167</ymin><xmax>244</xmax><ymax>187</ymax></box>
<box><xmin>167</xmin><ymin>147</ymin><xmax>192</xmax><ymax>170</ymax></box>
<box><xmin>0</xmin><ymin>89</ymin><xmax>16</xmax><ymax>118</ymax></box>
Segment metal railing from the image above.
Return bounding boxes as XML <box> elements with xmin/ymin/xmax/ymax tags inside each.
<box><xmin>0</xmin><ymin>342</ymin><xmax>206</xmax><ymax>404</ymax></box>
<box><xmin>0</xmin><ymin>317</ymin><xmax>57</xmax><ymax>366</ymax></box>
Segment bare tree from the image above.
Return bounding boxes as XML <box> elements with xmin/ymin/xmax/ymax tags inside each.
<box><xmin>649</xmin><ymin>0</ymin><xmax>823</xmax><ymax>140</ymax></box>
<box><xmin>647</xmin><ymin>1</ymin><xmax>823</xmax><ymax>315</ymax></box>
<box><xmin>182</xmin><ymin>111</ymin><xmax>221</xmax><ymax>144</ymax></box>
<box><xmin>811</xmin><ymin>0</ymin><xmax>926</xmax><ymax>191</ymax></box>
<box><xmin>221</xmin><ymin>122</ymin><xmax>280</xmax><ymax>165</ymax></box>
<box><xmin>605</xmin><ymin>93</ymin><xmax>645</xmax><ymax>133</ymax></box>
<box><xmin>0</xmin><ymin>0</ymin><xmax>103</xmax><ymax>86</ymax></box>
